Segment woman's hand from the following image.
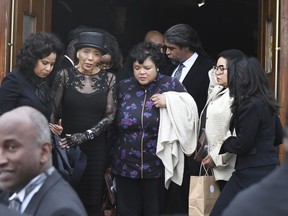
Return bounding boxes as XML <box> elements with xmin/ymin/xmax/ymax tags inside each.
<box><xmin>59</xmin><ymin>133</ymin><xmax>88</xmax><ymax>148</ymax></box>
<box><xmin>49</xmin><ymin>119</ymin><xmax>63</xmax><ymax>136</ymax></box>
<box><xmin>59</xmin><ymin>136</ymin><xmax>69</xmax><ymax>149</ymax></box>
<box><xmin>202</xmin><ymin>154</ymin><xmax>216</xmax><ymax>168</ymax></box>
<box><xmin>150</xmin><ymin>93</ymin><xmax>166</xmax><ymax>108</ymax></box>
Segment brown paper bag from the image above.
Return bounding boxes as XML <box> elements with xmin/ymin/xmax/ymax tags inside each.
<box><xmin>189</xmin><ymin>166</ymin><xmax>220</xmax><ymax>216</ymax></box>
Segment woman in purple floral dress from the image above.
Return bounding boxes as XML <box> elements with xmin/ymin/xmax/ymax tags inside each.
<box><xmin>112</xmin><ymin>42</ymin><xmax>186</xmax><ymax>216</ymax></box>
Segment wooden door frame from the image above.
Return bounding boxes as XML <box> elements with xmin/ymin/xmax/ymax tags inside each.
<box><xmin>278</xmin><ymin>0</ymin><xmax>288</xmax><ymax>161</ymax></box>
<box><xmin>0</xmin><ymin>0</ymin><xmax>11</xmax><ymax>82</ymax></box>
<box><xmin>259</xmin><ymin>0</ymin><xmax>287</xmax><ymax>163</ymax></box>
<box><xmin>0</xmin><ymin>0</ymin><xmax>52</xmax><ymax>81</ymax></box>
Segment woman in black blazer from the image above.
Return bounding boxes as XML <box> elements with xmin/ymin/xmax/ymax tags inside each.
<box><xmin>210</xmin><ymin>56</ymin><xmax>283</xmax><ymax>216</ymax></box>
<box><xmin>0</xmin><ymin>31</ymin><xmax>63</xmax><ymax>131</ymax></box>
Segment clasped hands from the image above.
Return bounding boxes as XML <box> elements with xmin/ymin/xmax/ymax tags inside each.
<box><xmin>49</xmin><ymin>119</ymin><xmax>87</xmax><ymax>148</ymax></box>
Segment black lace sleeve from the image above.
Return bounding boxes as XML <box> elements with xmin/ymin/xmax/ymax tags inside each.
<box><xmin>89</xmin><ymin>72</ymin><xmax>117</xmax><ymax>136</ymax></box>
<box><xmin>50</xmin><ymin>69</ymin><xmax>67</xmax><ymax>123</ymax></box>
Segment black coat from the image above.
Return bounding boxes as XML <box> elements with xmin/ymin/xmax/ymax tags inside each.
<box><xmin>210</xmin><ymin>96</ymin><xmax>282</xmax><ymax>216</ymax></box>
<box><xmin>0</xmin><ymin>68</ymin><xmax>53</xmax><ymax>120</ymax></box>
<box><xmin>221</xmin><ymin>96</ymin><xmax>281</xmax><ymax>170</ymax></box>
<box><xmin>222</xmin><ymin>158</ymin><xmax>288</xmax><ymax>216</ymax></box>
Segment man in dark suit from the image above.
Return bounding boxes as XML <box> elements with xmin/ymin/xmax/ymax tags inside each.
<box><xmin>163</xmin><ymin>23</ymin><xmax>214</xmax><ymax>215</ymax></box>
<box><xmin>0</xmin><ymin>106</ymin><xmax>87</xmax><ymax>216</ymax></box>
<box><xmin>164</xmin><ymin>23</ymin><xmax>213</xmax><ymax>113</ymax></box>
<box><xmin>222</xmin><ymin>126</ymin><xmax>288</xmax><ymax>216</ymax></box>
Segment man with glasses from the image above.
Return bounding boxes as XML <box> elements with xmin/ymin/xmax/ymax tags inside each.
<box><xmin>163</xmin><ymin>23</ymin><xmax>213</xmax><ymax>215</ymax></box>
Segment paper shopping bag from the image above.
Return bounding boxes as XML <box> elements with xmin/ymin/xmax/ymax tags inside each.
<box><xmin>188</xmin><ymin>168</ymin><xmax>220</xmax><ymax>216</ymax></box>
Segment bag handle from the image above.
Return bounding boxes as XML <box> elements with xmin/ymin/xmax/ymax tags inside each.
<box><xmin>199</xmin><ymin>163</ymin><xmax>209</xmax><ymax>176</ymax></box>
<box><xmin>199</xmin><ymin>163</ymin><xmax>215</xmax><ymax>177</ymax></box>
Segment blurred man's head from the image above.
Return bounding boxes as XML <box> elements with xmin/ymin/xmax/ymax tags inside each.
<box><xmin>144</xmin><ymin>30</ymin><xmax>165</xmax><ymax>53</ymax></box>
<box><xmin>0</xmin><ymin>106</ymin><xmax>52</xmax><ymax>193</ymax></box>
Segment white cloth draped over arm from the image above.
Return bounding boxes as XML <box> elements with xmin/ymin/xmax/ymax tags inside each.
<box><xmin>156</xmin><ymin>91</ymin><xmax>199</xmax><ymax>189</ymax></box>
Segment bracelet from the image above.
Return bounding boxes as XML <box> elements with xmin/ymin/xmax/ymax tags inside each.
<box><xmin>85</xmin><ymin>129</ymin><xmax>95</xmax><ymax>140</ymax></box>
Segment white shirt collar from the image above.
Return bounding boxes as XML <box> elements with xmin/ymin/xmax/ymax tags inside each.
<box><xmin>8</xmin><ymin>167</ymin><xmax>55</xmax><ymax>213</ymax></box>
<box><xmin>172</xmin><ymin>52</ymin><xmax>199</xmax><ymax>82</ymax></box>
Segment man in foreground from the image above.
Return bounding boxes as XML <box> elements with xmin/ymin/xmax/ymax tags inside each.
<box><xmin>0</xmin><ymin>106</ymin><xmax>87</xmax><ymax>216</ymax></box>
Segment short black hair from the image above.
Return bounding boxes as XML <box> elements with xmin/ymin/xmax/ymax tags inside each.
<box><xmin>129</xmin><ymin>42</ymin><xmax>163</xmax><ymax>69</ymax></box>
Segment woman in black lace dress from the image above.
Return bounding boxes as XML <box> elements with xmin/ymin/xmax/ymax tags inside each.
<box><xmin>52</xmin><ymin>32</ymin><xmax>117</xmax><ymax>216</ymax></box>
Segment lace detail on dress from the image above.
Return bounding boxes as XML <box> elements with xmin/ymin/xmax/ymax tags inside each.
<box><xmin>51</xmin><ymin>67</ymin><xmax>117</xmax><ymax>136</ymax></box>
<box><xmin>66</xmin><ymin>68</ymin><xmax>111</xmax><ymax>94</ymax></box>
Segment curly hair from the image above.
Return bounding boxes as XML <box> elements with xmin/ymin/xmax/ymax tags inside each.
<box><xmin>16</xmin><ymin>32</ymin><xmax>64</xmax><ymax>76</ymax></box>
<box><xmin>129</xmin><ymin>42</ymin><xmax>163</xmax><ymax>69</ymax></box>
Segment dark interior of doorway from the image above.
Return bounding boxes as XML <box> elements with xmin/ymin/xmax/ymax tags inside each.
<box><xmin>52</xmin><ymin>0</ymin><xmax>258</xmax><ymax>62</ymax></box>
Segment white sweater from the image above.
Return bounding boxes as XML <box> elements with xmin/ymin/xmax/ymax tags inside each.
<box><xmin>157</xmin><ymin>91</ymin><xmax>199</xmax><ymax>189</ymax></box>
<box><xmin>200</xmin><ymin>71</ymin><xmax>236</xmax><ymax>181</ymax></box>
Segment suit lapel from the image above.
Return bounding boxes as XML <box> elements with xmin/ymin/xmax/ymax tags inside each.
<box><xmin>182</xmin><ymin>55</ymin><xmax>203</xmax><ymax>86</ymax></box>
<box><xmin>24</xmin><ymin>171</ymin><xmax>62</xmax><ymax>215</ymax></box>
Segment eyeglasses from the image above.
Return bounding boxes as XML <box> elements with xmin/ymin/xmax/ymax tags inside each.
<box><xmin>212</xmin><ymin>65</ymin><xmax>227</xmax><ymax>74</ymax></box>
<box><xmin>97</xmin><ymin>61</ymin><xmax>113</xmax><ymax>70</ymax></box>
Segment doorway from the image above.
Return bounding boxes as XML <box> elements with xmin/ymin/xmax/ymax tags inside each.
<box><xmin>51</xmin><ymin>0</ymin><xmax>258</xmax><ymax>61</ymax></box>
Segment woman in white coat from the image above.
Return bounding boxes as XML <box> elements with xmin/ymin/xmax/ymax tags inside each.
<box><xmin>199</xmin><ymin>49</ymin><xmax>244</xmax><ymax>190</ymax></box>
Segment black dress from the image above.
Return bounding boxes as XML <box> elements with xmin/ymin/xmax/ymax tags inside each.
<box><xmin>52</xmin><ymin>67</ymin><xmax>117</xmax><ymax>215</ymax></box>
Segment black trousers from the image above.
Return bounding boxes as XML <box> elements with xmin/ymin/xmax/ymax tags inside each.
<box><xmin>115</xmin><ymin>175</ymin><xmax>165</xmax><ymax>216</ymax></box>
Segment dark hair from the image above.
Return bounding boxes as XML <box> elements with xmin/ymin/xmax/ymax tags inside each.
<box><xmin>129</xmin><ymin>42</ymin><xmax>163</xmax><ymax>69</ymax></box>
<box><xmin>217</xmin><ymin>49</ymin><xmax>245</xmax><ymax>65</ymax></box>
<box><xmin>228</xmin><ymin>56</ymin><xmax>279</xmax><ymax>115</ymax></box>
<box><xmin>100</xmin><ymin>30</ymin><xmax>123</xmax><ymax>71</ymax></box>
<box><xmin>164</xmin><ymin>23</ymin><xmax>205</xmax><ymax>56</ymax></box>
<box><xmin>16</xmin><ymin>32</ymin><xmax>64</xmax><ymax>75</ymax></box>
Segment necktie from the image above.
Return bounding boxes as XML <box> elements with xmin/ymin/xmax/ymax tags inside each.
<box><xmin>8</xmin><ymin>197</ymin><xmax>22</xmax><ymax>212</ymax></box>
<box><xmin>25</xmin><ymin>172</ymin><xmax>48</xmax><ymax>198</ymax></box>
<box><xmin>8</xmin><ymin>171</ymin><xmax>49</xmax><ymax>213</ymax></box>
<box><xmin>174</xmin><ymin>63</ymin><xmax>184</xmax><ymax>80</ymax></box>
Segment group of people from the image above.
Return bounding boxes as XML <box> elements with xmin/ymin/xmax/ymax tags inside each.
<box><xmin>0</xmin><ymin>21</ymin><xmax>286</xmax><ymax>216</ymax></box>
